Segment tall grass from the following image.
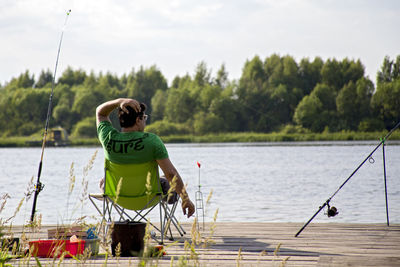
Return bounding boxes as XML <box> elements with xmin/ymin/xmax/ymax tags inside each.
<box><xmin>160</xmin><ymin>130</ymin><xmax>400</xmax><ymax>143</ymax></box>
<box><xmin>0</xmin><ymin>151</ymin><xmax>294</xmax><ymax>267</ymax></box>
<box><xmin>0</xmin><ymin>151</ymin><xmax>102</xmax><ymax>266</ymax></box>
<box><xmin>2</xmin><ymin>130</ymin><xmax>400</xmax><ymax>147</ymax></box>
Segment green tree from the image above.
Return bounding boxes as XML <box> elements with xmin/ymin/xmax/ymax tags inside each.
<box><xmin>371</xmin><ymin>79</ymin><xmax>400</xmax><ymax>129</ymax></box>
<box><xmin>270</xmin><ymin>55</ymin><xmax>300</xmax><ymax>90</ymax></box>
<box><xmin>187</xmin><ymin>62</ymin><xmax>218</xmax><ymax>115</ymax></box>
<box><xmin>52</xmin><ymin>84</ymin><xmax>77</xmax><ymax>132</ymax></box>
<box><xmin>355</xmin><ymin>78</ymin><xmax>374</xmax><ymax>119</ymax></box>
<box><xmin>321</xmin><ymin>58</ymin><xmax>365</xmax><ymax>92</ymax></box>
<box><xmin>236</xmin><ymin>56</ymin><xmax>268</xmax><ymax>131</ymax></box>
<box><xmin>71</xmin><ymin>117</ymin><xmax>97</xmax><ymax>138</ymax></box>
<box><xmin>150</xmin><ymin>89</ymin><xmax>168</xmax><ymax>122</ymax></box>
<box><xmin>341</xmin><ymin>59</ymin><xmax>364</xmax><ymax>85</ymax></box>
<box><xmin>198</xmin><ymin>84</ymin><xmax>222</xmax><ymax>110</ymax></box>
<box><xmin>53</xmin><ymin>104</ymin><xmax>76</xmax><ymax>132</ymax></box>
<box><xmin>36</xmin><ymin>69</ymin><xmax>53</xmax><ymax>88</ymax></box>
<box><xmin>336</xmin><ymin>81</ymin><xmax>359</xmax><ymax>130</ymax></box>
<box><xmin>240</xmin><ymin>56</ymin><xmax>265</xmax><ymax>88</ymax></box>
<box><xmin>0</xmin><ymin>89</ymin><xmax>15</xmax><ymax>136</ymax></box>
<box><xmin>238</xmin><ymin>55</ymin><xmax>305</xmax><ymax>131</ymax></box>
<box><xmin>58</xmin><ymin>67</ymin><xmax>87</xmax><ymax>86</ymax></box>
<box><xmin>193</xmin><ymin>112</ymin><xmax>223</xmax><ymax>134</ymax></box>
<box><xmin>171</xmin><ymin>74</ymin><xmax>192</xmax><ymax>89</ymax></box>
<box><xmin>293</xmin><ymin>95</ymin><xmax>325</xmax><ymax>132</ymax></box>
<box><xmin>209</xmin><ymin>95</ymin><xmax>242</xmax><ymax>132</ymax></box>
<box><xmin>294</xmin><ymin>83</ymin><xmax>338</xmax><ymax>132</ymax></box>
<box><xmin>194</xmin><ymin>61</ymin><xmax>212</xmax><ymax>87</ymax></box>
<box><xmin>97</xmin><ymin>72</ymin><xmax>123</xmax><ymax>100</ymax></box>
<box><xmin>98</xmin><ymin>72</ymin><xmax>122</xmax><ymax>90</ymax></box>
<box><xmin>313</xmin><ymin>83</ymin><xmax>336</xmax><ymax>111</ymax></box>
<box><xmin>4</xmin><ymin>70</ymin><xmax>35</xmax><ymax>90</ymax></box>
<box><xmin>336</xmin><ymin>77</ymin><xmax>374</xmax><ymax>130</ymax></box>
<box><xmin>0</xmin><ymin>55</ymin><xmax>386</xmax><ymax>137</ymax></box>
<box><xmin>83</xmin><ymin>71</ymin><xmax>99</xmax><ymax>88</ymax></box>
<box><xmin>214</xmin><ymin>64</ymin><xmax>229</xmax><ymax>89</ymax></box>
<box><xmin>377</xmin><ymin>55</ymin><xmax>400</xmax><ymax>84</ymax></box>
<box><xmin>9</xmin><ymin>88</ymin><xmax>50</xmax><ymax>135</ymax></box>
<box><xmin>165</xmin><ymin>86</ymin><xmax>195</xmax><ymax>123</ymax></box>
<box><xmin>125</xmin><ymin>65</ymin><xmax>168</xmax><ymax>114</ymax></box>
<box><xmin>263</xmin><ymin>54</ymin><xmax>281</xmax><ymax>82</ymax></box>
<box><xmin>268</xmin><ymin>84</ymin><xmax>296</xmax><ymax>125</ymax></box>
<box><xmin>321</xmin><ymin>58</ymin><xmax>343</xmax><ymax>91</ymax></box>
<box><xmin>72</xmin><ymin>86</ymin><xmax>105</xmax><ymax>119</ymax></box>
<box><xmin>145</xmin><ymin>120</ymin><xmax>190</xmax><ymax>135</ymax></box>
<box><xmin>298</xmin><ymin>57</ymin><xmax>323</xmax><ymax>95</ymax></box>
<box><xmin>372</xmin><ymin>55</ymin><xmax>400</xmax><ymax>129</ymax></box>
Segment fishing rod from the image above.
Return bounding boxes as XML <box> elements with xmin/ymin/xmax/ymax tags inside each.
<box><xmin>30</xmin><ymin>9</ymin><xmax>72</xmax><ymax>223</ymax></box>
<box><xmin>295</xmin><ymin>120</ymin><xmax>400</xmax><ymax>237</ymax></box>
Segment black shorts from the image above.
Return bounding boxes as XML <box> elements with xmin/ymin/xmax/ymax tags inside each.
<box><xmin>160</xmin><ymin>177</ymin><xmax>178</xmax><ymax>204</ymax></box>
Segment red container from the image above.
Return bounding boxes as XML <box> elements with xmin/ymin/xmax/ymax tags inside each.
<box><xmin>29</xmin><ymin>239</ymin><xmax>85</xmax><ymax>258</ymax></box>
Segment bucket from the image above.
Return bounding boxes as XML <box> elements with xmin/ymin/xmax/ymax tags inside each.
<box><xmin>84</xmin><ymin>238</ymin><xmax>100</xmax><ymax>255</ymax></box>
<box><xmin>111</xmin><ymin>221</ymin><xmax>146</xmax><ymax>257</ymax></box>
<box><xmin>29</xmin><ymin>239</ymin><xmax>85</xmax><ymax>258</ymax></box>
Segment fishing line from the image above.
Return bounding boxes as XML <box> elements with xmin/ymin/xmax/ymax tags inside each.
<box><xmin>30</xmin><ymin>9</ymin><xmax>72</xmax><ymax>223</ymax></box>
<box><xmin>295</xmin><ymin>120</ymin><xmax>400</xmax><ymax>237</ymax></box>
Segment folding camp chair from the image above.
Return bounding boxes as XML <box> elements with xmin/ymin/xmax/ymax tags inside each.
<box><xmin>89</xmin><ymin>159</ymin><xmax>185</xmax><ymax>244</ymax></box>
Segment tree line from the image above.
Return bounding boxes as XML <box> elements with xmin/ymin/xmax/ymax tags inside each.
<box><xmin>0</xmin><ymin>54</ymin><xmax>399</xmax><ymax>138</ymax></box>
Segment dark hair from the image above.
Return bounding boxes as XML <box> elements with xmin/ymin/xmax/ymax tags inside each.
<box><xmin>118</xmin><ymin>103</ymin><xmax>146</xmax><ymax>128</ymax></box>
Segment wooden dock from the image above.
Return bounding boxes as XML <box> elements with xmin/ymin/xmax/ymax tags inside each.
<box><xmin>4</xmin><ymin>222</ymin><xmax>400</xmax><ymax>266</ymax></box>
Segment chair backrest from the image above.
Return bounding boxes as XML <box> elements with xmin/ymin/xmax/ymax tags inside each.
<box><xmin>104</xmin><ymin>159</ymin><xmax>161</xmax><ymax>210</ymax></box>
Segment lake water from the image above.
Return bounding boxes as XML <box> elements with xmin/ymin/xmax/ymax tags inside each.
<box><xmin>1</xmin><ymin>141</ymin><xmax>399</xmax><ymax>226</ymax></box>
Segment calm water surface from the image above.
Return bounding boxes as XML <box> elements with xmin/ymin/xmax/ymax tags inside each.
<box><xmin>0</xmin><ymin>141</ymin><xmax>399</xmax><ymax>225</ymax></box>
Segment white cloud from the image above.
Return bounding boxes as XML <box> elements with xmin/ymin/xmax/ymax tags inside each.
<box><xmin>0</xmin><ymin>0</ymin><xmax>399</xmax><ymax>85</ymax></box>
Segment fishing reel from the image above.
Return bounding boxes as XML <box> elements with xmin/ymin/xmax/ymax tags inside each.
<box><xmin>326</xmin><ymin>203</ymin><xmax>338</xmax><ymax>217</ymax></box>
<box><xmin>34</xmin><ymin>182</ymin><xmax>45</xmax><ymax>193</ymax></box>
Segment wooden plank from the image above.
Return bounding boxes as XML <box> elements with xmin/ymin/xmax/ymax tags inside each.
<box><xmin>318</xmin><ymin>256</ymin><xmax>400</xmax><ymax>267</ymax></box>
<box><xmin>5</xmin><ymin>222</ymin><xmax>400</xmax><ymax>266</ymax></box>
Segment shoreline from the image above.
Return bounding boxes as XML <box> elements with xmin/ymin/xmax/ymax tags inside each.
<box><xmin>1</xmin><ymin>130</ymin><xmax>400</xmax><ymax>147</ymax></box>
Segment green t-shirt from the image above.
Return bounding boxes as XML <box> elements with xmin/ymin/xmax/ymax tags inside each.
<box><xmin>97</xmin><ymin>121</ymin><xmax>169</xmax><ymax>164</ymax></box>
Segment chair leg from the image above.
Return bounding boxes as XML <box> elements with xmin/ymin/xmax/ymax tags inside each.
<box><xmin>89</xmin><ymin>194</ymin><xmax>186</xmax><ymax>245</ymax></box>
<box><xmin>160</xmin><ymin>201</ymin><xmax>186</xmax><ymax>241</ymax></box>
<box><xmin>159</xmin><ymin>201</ymin><xmax>164</xmax><ymax>245</ymax></box>
<box><xmin>89</xmin><ymin>195</ymin><xmax>109</xmax><ymax>243</ymax></box>
<box><xmin>161</xmin><ymin>202</ymin><xmax>174</xmax><ymax>241</ymax></box>
<box><xmin>165</xmin><ymin>201</ymin><xmax>186</xmax><ymax>236</ymax></box>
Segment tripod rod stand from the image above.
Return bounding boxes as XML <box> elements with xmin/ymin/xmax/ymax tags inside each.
<box><xmin>195</xmin><ymin>162</ymin><xmax>205</xmax><ymax>231</ymax></box>
<box><xmin>295</xmin><ymin>121</ymin><xmax>400</xmax><ymax>237</ymax></box>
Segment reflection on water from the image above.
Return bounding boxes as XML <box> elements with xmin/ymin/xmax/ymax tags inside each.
<box><xmin>0</xmin><ymin>141</ymin><xmax>399</xmax><ymax>225</ymax></box>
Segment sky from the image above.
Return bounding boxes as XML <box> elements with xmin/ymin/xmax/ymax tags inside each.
<box><xmin>1</xmin><ymin>0</ymin><xmax>399</xmax><ymax>86</ymax></box>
